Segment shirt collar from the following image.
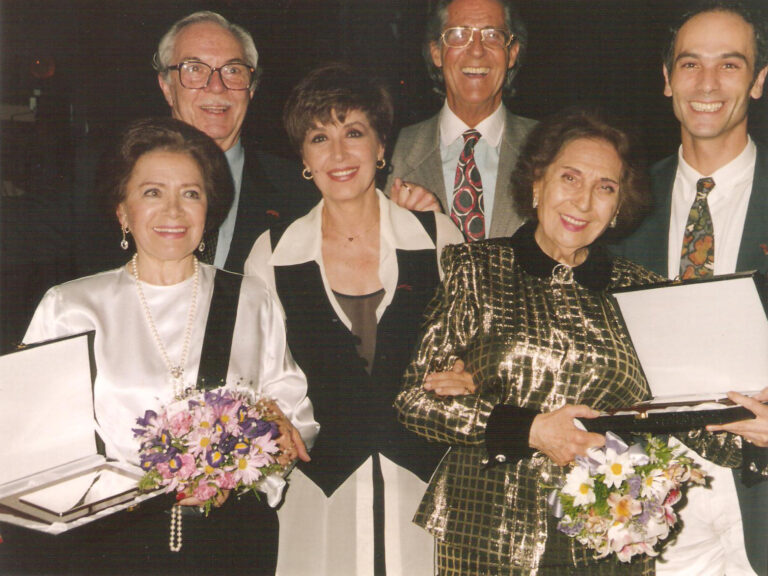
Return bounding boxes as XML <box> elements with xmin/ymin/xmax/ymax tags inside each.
<box><xmin>439</xmin><ymin>101</ymin><xmax>506</xmax><ymax>148</ymax></box>
<box><xmin>224</xmin><ymin>140</ymin><xmax>245</xmax><ymax>176</ymax></box>
<box><xmin>677</xmin><ymin>137</ymin><xmax>756</xmax><ymax>197</ymax></box>
<box><xmin>510</xmin><ymin>220</ymin><xmax>614</xmax><ymax>291</ymax></box>
<box><xmin>269</xmin><ymin>189</ymin><xmax>436</xmax><ymax>266</ymax></box>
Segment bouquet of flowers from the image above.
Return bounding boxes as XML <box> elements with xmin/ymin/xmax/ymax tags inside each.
<box><xmin>133</xmin><ymin>387</ymin><xmax>285</xmax><ymax>515</ymax></box>
<box><xmin>549</xmin><ymin>432</ymin><xmax>707</xmax><ymax>563</ymax></box>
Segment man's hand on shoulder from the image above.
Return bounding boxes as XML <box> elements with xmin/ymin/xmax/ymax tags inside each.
<box><xmin>389</xmin><ymin>178</ymin><xmax>443</xmax><ymax>213</ymax></box>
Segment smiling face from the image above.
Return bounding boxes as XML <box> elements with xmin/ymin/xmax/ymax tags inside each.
<box><xmin>117</xmin><ymin>150</ymin><xmax>207</xmax><ymax>268</ymax></box>
<box><xmin>158</xmin><ymin>22</ymin><xmax>253</xmax><ymax>151</ymax></box>
<box><xmin>430</xmin><ymin>0</ymin><xmax>518</xmax><ymax>126</ymax></box>
<box><xmin>533</xmin><ymin>138</ymin><xmax>622</xmax><ymax>266</ymax></box>
<box><xmin>300</xmin><ymin>109</ymin><xmax>384</xmax><ymax>205</ymax></box>
<box><xmin>663</xmin><ymin>10</ymin><xmax>767</xmax><ymax>158</ymax></box>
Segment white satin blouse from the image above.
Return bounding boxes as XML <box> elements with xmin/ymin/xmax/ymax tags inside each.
<box><xmin>24</xmin><ymin>263</ymin><xmax>319</xmax><ymax>506</ymax></box>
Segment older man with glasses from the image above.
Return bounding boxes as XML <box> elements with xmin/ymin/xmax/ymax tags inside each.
<box><xmin>385</xmin><ymin>0</ymin><xmax>536</xmax><ymax>242</ymax></box>
<box><xmin>152</xmin><ymin>11</ymin><xmax>320</xmax><ymax>272</ymax></box>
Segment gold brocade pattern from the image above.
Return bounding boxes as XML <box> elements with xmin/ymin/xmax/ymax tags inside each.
<box><xmin>395</xmin><ymin>238</ymin><xmax>661</xmax><ymax>575</ymax></box>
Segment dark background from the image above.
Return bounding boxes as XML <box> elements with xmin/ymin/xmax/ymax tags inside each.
<box><xmin>1</xmin><ymin>0</ymin><xmax>768</xmax><ymax>349</ymax></box>
<box><xmin>3</xmin><ymin>0</ymin><xmax>767</xmax><ymax>162</ymax></box>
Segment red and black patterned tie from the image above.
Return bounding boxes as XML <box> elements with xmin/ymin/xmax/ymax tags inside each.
<box><xmin>679</xmin><ymin>177</ymin><xmax>715</xmax><ymax>280</ymax></box>
<box><xmin>451</xmin><ymin>129</ymin><xmax>485</xmax><ymax>241</ymax></box>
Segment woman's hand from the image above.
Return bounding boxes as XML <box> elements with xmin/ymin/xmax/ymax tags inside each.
<box><xmin>423</xmin><ymin>359</ymin><xmax>476</xmax><ymax>396</ymax></box>
<box><xmin>265</xmin><ymin>400</ymin><xmax>311</xmax><ymax>466</ymax></box>
<box><xmin>528</xmin><ymin>404</ymin><xmax>605</xmax><ymax>466</ymax></box>
<box><xmin>707</xmin><ymin>388</ymin><xmax>768</xmax><ymax>447</ymax></box>
<box><xmin>178</xmin><ymin>489</ymin><xmax>230</xmax><ymax>508</ymax></box>
<box><xmin>389</xmin><ymin>178</ymin><xmax>443</xmax><ymax>213</ymax></box>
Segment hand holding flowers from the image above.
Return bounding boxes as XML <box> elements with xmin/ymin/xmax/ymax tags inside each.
<box><xmin>134</xmin><ymin>387</ymin><xmax>296</xmax><ymax>515</ymax></box>
<box><xmin>549</xmin><ymin>432</ymin><xmax>707</xmax><ymax>562</ymax></box>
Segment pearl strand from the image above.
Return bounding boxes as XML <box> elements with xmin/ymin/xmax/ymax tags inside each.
<box><xmin>131</xmin><ymin>253</ymin><xmax>199</xmax><ymax>398</ymax></box>
<box><xmin>169</xmin><ymin>504</ymin><xmax>182</xmax><ymax>552</ymax></box>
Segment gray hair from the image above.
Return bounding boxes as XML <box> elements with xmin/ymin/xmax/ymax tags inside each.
<box><xmin>423</xmin><ymin>0</ymin><xmax>527</xmax><ymax>98</ymax></box>
<box><xmin>153</xmin><ymin>11</ymin><xmax>261</xmax><ymax>92</ymax></box>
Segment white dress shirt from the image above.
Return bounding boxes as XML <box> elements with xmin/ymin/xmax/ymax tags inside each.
<box><xmin>659</xmin><ymin>138</ymin><xmax>757</xmax><ymax>576</ymax></box>
<box><xmin>439</xmin><ymin>102</ymin><xmax>506</xmax><ymax>234</ymax></box>
<box><xmin>667</xmin><ymin>138</ymin><xmax>756</xmax><ymax>278</ymax></box>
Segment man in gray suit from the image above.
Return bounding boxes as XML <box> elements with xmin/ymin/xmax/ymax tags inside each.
<box><xmin>616</xmin><ymin>2</ymin><xmax>768</xmax><ymax>574</ymax></box>
<box><xmin>386</xmin><ymin>0</ymin><xmax>535</xmax><ymax>240</ymax></box>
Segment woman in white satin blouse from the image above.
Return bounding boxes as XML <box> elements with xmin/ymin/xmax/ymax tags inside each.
<box><xmin>1</xmin><ymin>118</ymin><xmax>318</xmax><ymax>576</ymax></box>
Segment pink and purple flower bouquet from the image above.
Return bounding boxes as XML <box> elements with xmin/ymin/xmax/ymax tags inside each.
<box><xmin>549</xmin><ymin>432</ymin><xmax>707</xmax><ymax>563</ymax></box>
<box><xmin>134</xmin><ymin>387</ymin><xmax>285</xmax><ymax>514</ymax></box>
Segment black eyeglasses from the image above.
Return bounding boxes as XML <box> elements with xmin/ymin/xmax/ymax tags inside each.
<box><xmin>440</xmin><ymin>27</ymin><xmax>515</xmax><ymax>49</ymax></box>
<box><xmin>167</xmin><ymin>60</ymin><xmax>255</xmax><ymax>91</ymax></box>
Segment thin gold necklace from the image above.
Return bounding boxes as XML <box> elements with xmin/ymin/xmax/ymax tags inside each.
<box><xmin>323</xmin><ymin>217</ymin><xmax>380</xmax><ymax>242</ymax></box>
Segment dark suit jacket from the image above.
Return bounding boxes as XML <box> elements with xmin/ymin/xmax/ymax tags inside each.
<box><xmin>615</xmin><ymin>144</ymin><xmax>768</xmax><ymax>575</ymax></box>
<box><xmin>223</xmin><ymin>148</ymin><xmax>319</xmax><ymax>273</ymax></box>
<box><xmin>616</xmin><ymin>146</ymin><xmax>768</xmax><ymax>276</ymax></box>
<box><xmin>385</xmin><ymin>107</ymin><xmax>536</xmax><ymax>238</ymax></box>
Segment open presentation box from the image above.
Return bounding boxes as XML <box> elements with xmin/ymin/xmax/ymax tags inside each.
<box><xmin>582</xmin><ymin>272</ymin><xmax>768</xmax><ymax>434</ymax></box>
<box><xmin>0</xmin><ymin>331</ymin><xmax>160</xmax><ymax>534</ymax></box>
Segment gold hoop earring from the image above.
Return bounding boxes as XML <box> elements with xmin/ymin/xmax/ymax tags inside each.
<box><xmin>376</xmin><ymin>158</ymin><xmax>386</xmax><ymax>170</ymax></box>
<box><xmin>198</xmin><ymin>240</ymin><xmax>206</xmax><ymax>253</ymax></box>
<box><xmin>302</xmin><ymin>167</ymin><xmax>313</xmax><ymax>180</ymax></box>
<box><xmin>120</xmin><ymin>226</ymin><xmax>129</xmax><ymax>250</ymax></box>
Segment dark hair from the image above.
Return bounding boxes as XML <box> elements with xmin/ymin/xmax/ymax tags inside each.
<box><xmin>283</xmin><ymin>62</ymin><xmax>394</xmax><ymax>154</ymax></box>
<box><xmin>663</xmin><ymin>1</ymin><xmax>768</xmax><ymax>81</ymax></box>
<box><xmin>423</xmin><ymin>0</ymin><xmax>527</xmax><ymax>98</ymax></box>
<box><xmin>101</xmin><ymin>117</ymin><xmax>234</xmax><ymax>233</ymax></box>
<box><xmin>510</xmin><ymin>108</ymin><xmax>649</xmax><ymax>238</ymax></box>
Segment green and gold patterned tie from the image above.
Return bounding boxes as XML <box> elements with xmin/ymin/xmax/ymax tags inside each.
<box><xmin>679</xmin><ymin>177</ymin><xmax>715</xmax><ymax>280</ymax></box>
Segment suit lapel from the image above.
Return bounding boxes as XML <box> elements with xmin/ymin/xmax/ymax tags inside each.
<box><xmin>489</xmin><ymin>111</ymin><xmax>529</xmax><ymax>238</ymax></box>
<box><xmin>224</xmin><ymin>156</ymin><xmax>262</xmax><ymax>274</ymax></box>
<box><xmin>401</xmin><ymin>116</ymin><xmax>447</xmax><ymax>210</ymax></box>
<box><xmin>736</xmin><ymin>144</ymin><xmax>768</xmax><ymax>273</ymax></box>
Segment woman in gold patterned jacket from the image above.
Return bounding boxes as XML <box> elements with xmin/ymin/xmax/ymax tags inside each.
<box><xmin>395</xmin><ymin>109</ymin><xmax>665</xmax><ymax>575</ymax></box>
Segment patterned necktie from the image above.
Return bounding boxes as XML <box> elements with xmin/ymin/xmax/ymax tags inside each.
<box><xmin>679</xmin><ymin>177</ymin><xmax>715</xmax><ymax>279</ymax></box>
<box><xmin>451</xmin><ymin>129</ymin><xmax>485</xmax><ymax>241</ymax></box>
<box><xmin>198</xmin><ymin>227</ymin><xmax>218</xmax><ymax>265</ymax></box>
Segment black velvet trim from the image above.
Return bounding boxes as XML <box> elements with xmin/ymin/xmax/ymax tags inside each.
<box><xmin>485</xmin><ymin>404</ymin><xmax>540</xmax><ymax>465</ymax></box>
<box><xmin>510</xmin><ymin>220</ymin><xmax>614</xmax><ymax>291</ymax></box>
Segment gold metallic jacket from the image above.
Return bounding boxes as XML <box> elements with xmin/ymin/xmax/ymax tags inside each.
<box><xmin>395</xmin><ymin>225</ymin><xmax>687</xmax><ymax>573</ymax></box>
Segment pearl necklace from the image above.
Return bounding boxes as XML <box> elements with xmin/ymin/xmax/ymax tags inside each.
<box><xmin>131</xmin><ymin>253</ymin><xmax>199</xmax><ymax>398</ymax></box>
<box><xmin>169</xmin><ymin>505</ymin><xmax>183</xmax><ymax>552</ymax></box>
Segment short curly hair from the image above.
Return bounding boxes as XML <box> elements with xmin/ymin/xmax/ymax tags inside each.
<box><xmin>101</xmin><ymin>117</ymin><xmax>234</xmax><ymax>234</ymax></box>
<box><xmin>283</xmin><ymin>62</ymin><xmax>394</xmax><ymax>154</ymax></box>
<box><xmin>510</xmin><ymin>108</ymin><xmax>649</xmax><ymax>239</ymax></box>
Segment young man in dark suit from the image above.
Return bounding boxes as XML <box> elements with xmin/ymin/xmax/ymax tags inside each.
<box><xmin>617</xmin><ymin>3</ymin><xmax>768</xmax><ymax>574</ymax></box>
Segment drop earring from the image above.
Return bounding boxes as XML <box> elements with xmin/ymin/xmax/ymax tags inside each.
<box><xmin>121</xmin><ymin>226</ymin><xmax>129</xmax><ymax>250</ymax></box>
<box><xmin>532</xmin><ymin>194</ymin><xmax>538</xmax><ymax>209</ymax></box>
